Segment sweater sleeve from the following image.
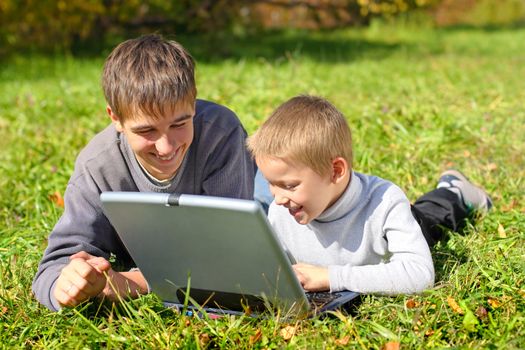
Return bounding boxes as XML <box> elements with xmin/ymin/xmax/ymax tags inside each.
<box><xmin>31</xmin><ymin>175</ymin><xmax>122</xmax><ymax>311</ymax></box>
<box><xmin>201</xmin><ymin>123</ymin><xmax>255</xmax><ymax>200</ymax></box>
<box><xmin>328</xmin><ymin>191</ymin><xmax>435</xmax><ymax>294</ymax></box>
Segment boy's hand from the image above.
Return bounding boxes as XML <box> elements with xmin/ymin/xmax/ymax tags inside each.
<box><xmin>292</xmin><ymin>263</ymin><xmax>330</xmax><ymax>292</ymax></box>
<box><xmin>99</xmin><ymin>269</ymin><xmax>148</xmax><ymax>302</ymax></box>
<box><xmin>53</xmin><ymin>251</ymin><xmax>111</xmax><ymax>308</ymax></box>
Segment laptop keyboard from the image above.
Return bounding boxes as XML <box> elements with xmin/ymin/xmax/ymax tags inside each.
<box><xmin>306</xmin><ymin>292</ymin><xmax>341</xmax><ymax>310</ymax></box>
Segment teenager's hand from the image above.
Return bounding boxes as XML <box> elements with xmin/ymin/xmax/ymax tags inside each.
<box><xmin>293</xmin><ymin>263</ymin><xmax>330</xmax><ymax>292</ymax></box>
<box><xmin>53</xmin><ymin>251</ymin><xmax>111</xmax><ymax>308</ymax></box>
<box><xmin>98</xmin><ymin>269</ymin><xmax>148</xmax><ymax>302</ymax></box>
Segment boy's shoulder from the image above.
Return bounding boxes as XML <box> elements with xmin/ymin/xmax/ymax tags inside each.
<box><xmin>76</xmin><ymin>124</ymin><xmax>121</xmax><ymax>162</ymax></box>
<box><xmin>71</xmin><ymin>124</ymin><xmax>126</xmax><ymax>181</ymax></box>
<box><xmin>354</xmin><ymin>171</ymin><xmax>410</xmax><ymax>210</ymax></box>
<box><xmin>195</xmin><ymin>99</ymin><xmax>242</xmax><ymax>129</ymax></box>
<box><xmin>355</xmin><ymin>171</ymin><xmax>406</xmax><ymax>195</ymax></box>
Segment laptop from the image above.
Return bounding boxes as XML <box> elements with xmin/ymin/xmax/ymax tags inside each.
<box><xmin>100</xmin><ymin>192</ymin><xmax>359</xmax><ymax>317</ymax></box>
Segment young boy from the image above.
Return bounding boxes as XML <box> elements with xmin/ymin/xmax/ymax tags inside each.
<box><xmin>247</xmin><ymin>95</ymin><xmax>491</xmax><ymax>294</ymax></box>
<box><xmin>32</xmin><ymin>34</ymin><xmax>255</xmax><ymax>311</ymax></box>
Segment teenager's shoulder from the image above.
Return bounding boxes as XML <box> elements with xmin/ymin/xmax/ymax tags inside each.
<box><xmin>194</xmin><ymin>99</ymin><xmax>243</xmax><ymax>129</ymax></box>
<box><xmin>71</xmin><ymin>124</ymin><xmax>129</xmax><ymax>184</ymax></box>
<box><xmin>76</xmin><ymin>124</ymin><xmax>121</xmax><ymax>163</ymax></box>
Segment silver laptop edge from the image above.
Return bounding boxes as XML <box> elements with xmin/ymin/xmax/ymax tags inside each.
<box><xmin>100</xmin><ymin>192</ymin><xmax>311</xmax><ymax>315</ymax></box>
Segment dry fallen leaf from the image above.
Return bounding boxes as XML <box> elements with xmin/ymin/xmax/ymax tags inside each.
<box><xmin>476</xmin><ymin>306</ymin><xmax>488</xmax><ymax>320</ymax></box>
<box><xmin>49</xmin><ymin>191</ymin><xmax>64</xmax><ymax>208</ymax></box>
<box><xmin>486</xmin><ymin>163</ymin><xmax>498</xmax><ymax>171</ymax></box>
<box><xmin>406</xmin><ymin>299</ymin><xmax>419</xmax><ymax>308</ymax></box>
<box><xmin>447</xmin><ymin>296</ymin><xmax>464</xmax><ymax>314</ymax></box>
<box><xmin>334</xmin><ymin>335</ymin><xmax>350</xmax><ymax>346</ymax></box>
<box><xmin>488</xmin><ymin>298</ymin><xmax>502</xmax><ymax>309</ymax></box>
<box><xmin>500</xmin><ymin>199</ymin><xmax>518</xmax><ymax>212</ymax></box>
<box><xmin>382</xmin><ymin>341</ymin><xmax>400</xmax><ymax>350</ymax></box>
<box><xmin>280</xmin><ymin>325</ymin><xmax>298</xmax><ymax>341</ymax></box>
<box><xmin>249</xmin><ymin>329</ymin><xmax>263</xmax><ymax>345</ymax></box>
<box><xmin>199</xmin><ymin>333</ymin><xmax>210</xmax><ymax>346</ymax></box>
<box><xmin>497</xmin><ymin>223</ymin><xmax>507</xmax><ymax>238</ymax></box>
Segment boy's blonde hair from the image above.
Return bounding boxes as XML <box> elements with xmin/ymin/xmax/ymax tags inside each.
<box><xmin>247</xmin><ymin>95</ymin><xmax>353</xmax><ymax>176</ymax></box>
<box><xmin>102</xmin><ymin>34</ymin><xmax>196</xmax><ymax>122</ymax></box>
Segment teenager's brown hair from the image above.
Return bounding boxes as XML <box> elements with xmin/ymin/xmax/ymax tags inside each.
<box><xmin>247</xmin><ymin>95</ymin><xmax>353</xmax><ymax>175</ymax></box>
<box><xmin>102</xmin><ymin>34</ymin><xmax>196</xmax><ymax>122</ymax></box>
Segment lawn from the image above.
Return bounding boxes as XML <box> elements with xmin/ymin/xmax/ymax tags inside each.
<box><xmin>0</xmin><ymin>22</ymin><xmax>524</xmax><ymax>348</ymax></box>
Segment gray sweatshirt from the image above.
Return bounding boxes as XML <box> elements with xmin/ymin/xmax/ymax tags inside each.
<box><xmin>32</xmin><ymin>100</ymin><xmax>255</xmax><ymax>311</ymax></box>
<box><xmin>268</xmin><ymin>171</ymin><xmax>435</xmax><ymax>295</ymax></box>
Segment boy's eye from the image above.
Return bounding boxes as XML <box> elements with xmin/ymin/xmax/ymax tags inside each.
<box><xmin>284</xmin><ymin>184</ymin><xmax>297</xmax><ymax>190</ymax></box>
<box><xmin>135</xmin><ymin>129</ymin><xmax>153</xmax><ymax>135</ymax></box>
<box><xmin>171</xmin><ymin>122</ymin><xmax>187</xmax><ymax>129</ymax></box>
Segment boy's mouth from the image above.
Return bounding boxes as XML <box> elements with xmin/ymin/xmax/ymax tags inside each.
<box><xmin>156</xmin><ymin>152</ymin><xmax>176</xmax><ymax>161</ymax></box>
<box><xmin>288</xmin><ymin>206</ymin><xmax>303</xmax><ymax>216</ymax></box>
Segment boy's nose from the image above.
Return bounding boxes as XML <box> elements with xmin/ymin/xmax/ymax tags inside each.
<box><xmin>274</xmin><ymin>192</ymin><xmax>289</xmax><ymax>206</ymax></box>
<box><xmin>155</xmin><ymin>135</ymin><xmax>175</xmax><ymax>155</ymax></box>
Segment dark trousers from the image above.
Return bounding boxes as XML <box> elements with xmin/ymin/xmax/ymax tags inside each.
<box><xmin>411</xmin><ymin>188</ymin><xmax>470</xmax><ymax>248</ymax></box>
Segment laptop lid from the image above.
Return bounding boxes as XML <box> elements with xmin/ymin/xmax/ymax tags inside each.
<box><xmin>100</xmin><ymin>192</ymin><xmax>310</xmax><ymax>315</ymax></box>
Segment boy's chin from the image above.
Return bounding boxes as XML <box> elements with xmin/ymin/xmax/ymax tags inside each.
<box><xmin>292</xmin><ymin>213</ymin><xmax>311</xmax><ymax>225</ymax></box>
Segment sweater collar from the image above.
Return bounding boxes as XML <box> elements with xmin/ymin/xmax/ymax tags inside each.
<box><xmin>311</xmin><ymin>171</ymin><xmax>362</xmax><ymax>223</ymax></box>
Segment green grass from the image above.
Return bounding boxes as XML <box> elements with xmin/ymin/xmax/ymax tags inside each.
<box><xmin>1</xmin><ymin>23</ymin><xmax>524</xmax><ymax>348</ymax></box>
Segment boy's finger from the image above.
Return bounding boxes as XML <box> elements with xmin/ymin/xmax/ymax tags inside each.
<box><xmin>70</xmin><ymin>251</ymin><xmax>94</xmax><ymax>260</ymax></box>
<box><xmin>86</xmin><ymin>257</ymin><xmax>111</xmax><ymax>273</ymax></box>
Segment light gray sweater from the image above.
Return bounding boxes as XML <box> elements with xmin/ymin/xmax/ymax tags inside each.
<box><xmin>32</xmin><ymin>100</ymin><xmax>255</xmax><ymax>311</ymax></box>
<box><xmin>268</xmin><ymin>171</ymin><xmax>435</xmax><ymax>294</ymax></box>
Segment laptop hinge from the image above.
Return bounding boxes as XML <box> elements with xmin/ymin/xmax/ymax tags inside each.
<box><xmin>167</xmin><ymin>193</ymin><xmax>181</xmax><ymax>206</ymax></box>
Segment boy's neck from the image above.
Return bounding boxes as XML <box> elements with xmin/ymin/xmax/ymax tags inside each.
<box><xmin>326</xmin><ymin>170</ymin><xmax>352</xmax><ymax>210</ymax></box>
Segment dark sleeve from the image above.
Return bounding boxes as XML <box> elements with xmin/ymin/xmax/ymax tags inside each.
<box><xmin>31</xmin><ymin>173</ymin><xmax>128</xmax><ymax>311</ymax></box>
<box><xmin>201</xmin><ymin>123</ymin><xmax>255</xmax><ymax>200</ymax></box>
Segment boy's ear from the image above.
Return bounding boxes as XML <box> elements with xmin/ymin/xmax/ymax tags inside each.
<box><xmin>331</xmin><ymin>157</ymin><xmax>349</xmax><ymax>184</ymax></box>
<box><xmin>107</xmin><ymin>105</ymin><xmax>124</xmax><ymax>132</ymax></box>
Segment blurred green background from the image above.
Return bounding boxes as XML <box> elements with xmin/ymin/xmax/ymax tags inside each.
<box><xmin>2</xmin><ymin>0</ymin><xmax>525</xmax><ymax>56</ymax></box>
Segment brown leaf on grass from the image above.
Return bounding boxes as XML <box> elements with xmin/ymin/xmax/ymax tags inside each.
<box><xmin>425</xmin><ymin>329</ymin><xmax>435</xmax><ymax>336</ymax></box>
<box><xmin>382</xmin><ymin>341</ymin><xmax>400</xmax><ymax>350</ymax></box>
<box><xmin>463</xmin><ymin>150</ymin><xmax>471</xmax><ymax>158</ymax></box>
<box><xmin>199</xmin><ymin>333</ymin><xmax>210</xmax><ymax>346</ymax></box>
<box><xmin>249</xmin><ymin>329</ymin><xmax>263</xmax><ymax>345</ymax></box>
<box><xmin>488</xmin><ymin>298</ymin><xmax>502</xmax><ymax>309</ymax></box>
<box><xmin>500</xmin><ymin>199</ymin><xmax>519</xmax><ymax>212</ymax></box>
<box><xmin>475</xmin><ymin>306</ymin><xmax>488</xmax><ymax>320</ymax></box>
<box><xmin>447</xmin><ymin>296</ymin><xmax>464</xmax><ymax>314</ymax></box>
<box><xmin>1</xmin><ymin>306</ymin><xmax>7</xmax><ymax>315</ymax></box>
<box><xmin>280</xmin><ymin>325</ymin><xmax>298</xmax><ymax>341</ymax></box>
<box><xmin>49</xmin><ymin>191</ymin><xmax>64</xmax><ymax>208</ymax></box>
<box><xmin>497</xmin><ymin>224</ymin><xmax>507</xmax><ymax>238</ymax></box>
<box><xmin>405</xmin><ymin>299</ymin><xmax>419</xmax><ymax>308</ymax></box>
<box><xmin>486</xmin><ymin>163</ymin><xmax>498</xmax><ymax>171</ymax></box>
<box><xmin>334</xmin><ymin>335</ymin><xmax>350</xmax><ymax>346</ymax></box>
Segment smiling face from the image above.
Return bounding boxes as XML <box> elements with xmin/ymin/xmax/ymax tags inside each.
<box><xmin>108</xmin><ymin>102</ymin><xmax>195</xmax><ymax>180</ymax></box>
<box><xmin>256</xmin><ymin>156</ymin><xmax>350</xmax><ymax>225</ymax></box>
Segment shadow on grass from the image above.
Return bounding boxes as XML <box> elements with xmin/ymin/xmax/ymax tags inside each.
<box><xmin>180</xmin><ymin>30</ymin><xmax>403</xmax><ymax>63</ymax></box>
<box><xmin>431</xmin><ymin>231</ymin><xmax>470</xmax><ymax>284</ymax></box>
<box><xmin>438</xmin><ymin>21</ymin><xmax>525</xmax><ymax>33</ymax></box>
<box><xmin>66</xmin><ymin>29</ymin><xmax>404</xmax><ymax>63</ymax></box>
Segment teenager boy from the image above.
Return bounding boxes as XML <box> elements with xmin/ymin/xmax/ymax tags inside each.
<box><xmin>32</xmin><ymin>34</ymin><xmax>255</xmax><ymax>311</ymax></box>
<box><xmin>247</xmin><ymin>95</ymin><xmax>491</xmax><ymax>294</ymax></box>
